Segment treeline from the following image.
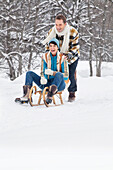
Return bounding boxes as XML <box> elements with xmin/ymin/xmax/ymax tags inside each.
<box><xmin>0</xmin><ymin>0</ymin><xmax>113</xmax><ymax>80</ymax></box>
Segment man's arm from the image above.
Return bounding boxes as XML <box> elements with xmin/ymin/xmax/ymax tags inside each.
<box><xmin>66</xmin><ymin>27</ymin><xmax>80</xmax><ymax>62</ymax></box>
<box><xmin>45</xmin><ymin>28</ymin><xmax>53</xmax><ymax>52</ymax></box>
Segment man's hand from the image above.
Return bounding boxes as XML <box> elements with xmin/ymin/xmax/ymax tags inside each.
<box><xmin>45</xmin><ymin>69</ymin><xmax>54</xmax><ymax>75</ymax></box>
<box><xmin>40</xmin><ymin>77</ymin><xmax>47</xmax><ymax>85</ymax></box>
<box><xmin>67</xmin><ymin>52</ymin><xmax>73</xmax><ymax>59</ymax></box>
<box><xmin>63</xmin><ymin>53</ymin><xmax>68</xmax><ymax>60</ymax></box>
<box><xmin>63</xmin><ymin>52</ymin><xmax>73</xmax><ymax>60</ymax></box>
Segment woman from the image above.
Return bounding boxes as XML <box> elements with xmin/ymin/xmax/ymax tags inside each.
<box><xmin>15</xmin><ymin>38</ymin><xmax>69</xmax><ymax>104</ymax></box>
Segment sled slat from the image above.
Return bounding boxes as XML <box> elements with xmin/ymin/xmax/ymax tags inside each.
<box><xmin>29</xmin><ymin>86</ymin><xmax>64</xmax><ymax>107</ymax></box>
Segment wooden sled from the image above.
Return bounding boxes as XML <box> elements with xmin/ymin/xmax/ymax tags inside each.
<box><xmin>29</xmin><ymin>86</ymin><xmax>64</xmax><ymax>107</ymax></box>
<box><xmin>29</xmin><ymin>71</ymin><xmax>77</xmax><ymax>107</ymax></box>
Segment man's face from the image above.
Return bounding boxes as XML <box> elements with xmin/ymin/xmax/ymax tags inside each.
<box><xmin>55</xmin><ymin>19</ymin><xmax>66</xmax><ymax>32</ymax></box>
<box><xmin>49</xmin><ymin>43</ymin><xmax>58</xmax><ymax>56</ymax></box>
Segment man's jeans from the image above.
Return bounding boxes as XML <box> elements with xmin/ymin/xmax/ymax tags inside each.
<box><xmin>68</xmin><ymin>59</ymin><xmax>78</xmax><ymax>92</ymax></box>
<box><xmin>25</xmin><ymin>71</ymin><xmax>66</xmax><ymax>91</ymax></box>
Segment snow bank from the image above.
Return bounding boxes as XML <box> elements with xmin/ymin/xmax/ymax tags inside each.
<box><xmin>0</xmin><ymin>61</ymin><xmax>113</xmax><ymax>170</ymax></box>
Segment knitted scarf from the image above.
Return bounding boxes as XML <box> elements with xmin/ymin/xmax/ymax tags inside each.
<box><xmin>42</xmin><ymin>23</ymin><xmax>70</xmax><ymax>53</ymax></box>
<box><xmin>45</xmin><ymin>51</ymin><xmax>61</xmax><ymax>72</ymax></box>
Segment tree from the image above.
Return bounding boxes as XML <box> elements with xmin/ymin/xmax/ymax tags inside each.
<box><xmin>79</xmin><ymin>0</ymin><xmax>113</xmax><ymax>76</ymax></box>
<box><xmin>0</xmin><ymin>0</ymin><xmax>113</xmax><ymax>80</ymax></box>
<box><xmin>93</xmin><ymin>0</ymin><xmax>113</xmax><ymax>76</ymax></box>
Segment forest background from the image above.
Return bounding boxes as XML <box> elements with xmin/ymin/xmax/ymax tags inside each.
<box><xmin>0</xmin><ymin>0</ymin><xmax>113</xmax><ymax>80</ymax></box>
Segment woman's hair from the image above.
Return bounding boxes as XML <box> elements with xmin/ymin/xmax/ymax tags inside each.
<box><xmin>49</xmin><ymin>41</ymin><xmax>57</xmax><ymax>46</ymax></box>
<box><xmin>55</xmin><ymin>14</ymin><xmax>66</xmax><ymax>24</ymax></box>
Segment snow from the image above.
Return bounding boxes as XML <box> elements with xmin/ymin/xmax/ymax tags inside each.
<box><xmin>0</xmin><ymin>61</ymin><xmax>113</xmax><ymax>170</ymax></box>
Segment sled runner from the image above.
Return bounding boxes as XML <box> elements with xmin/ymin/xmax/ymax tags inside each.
<box><xmin>15</xmin><ymin>98</ymin><xmax>29</xmax><ymax>104</ymax></box>
<box><xmin>29</xmin><ymin>86</ymin><xmax>64</xmax><ymax>107</ymax></box>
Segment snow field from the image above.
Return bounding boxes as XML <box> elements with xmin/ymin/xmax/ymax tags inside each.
<box><xmin>0</xmin><ymin>61</ymin><xmax>113</xmax><ymax>170</ymax></box>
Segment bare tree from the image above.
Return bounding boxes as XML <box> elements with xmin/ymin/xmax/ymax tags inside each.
<box><xmin>94</xmin><ymin>0</ymin><xmax>113</xmax><ymax>76</ymax></box>
<box><xmin>0</xmin><ymin>0</ymin><xmax>113</xmax><ymax>80</ymax></box>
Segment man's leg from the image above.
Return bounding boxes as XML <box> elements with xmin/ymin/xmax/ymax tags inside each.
<box><xmin>68</xmin><ymin>59</ymin><xmax>78</xmax><ymax>102</ymax></box>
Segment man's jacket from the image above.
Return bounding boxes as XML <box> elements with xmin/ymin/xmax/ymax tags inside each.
<box><xmin>45</xmin><ymin>25</ymin><xmax>80</xmax><ymax>64</ymax></box>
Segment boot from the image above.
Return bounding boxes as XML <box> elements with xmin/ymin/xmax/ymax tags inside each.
<box><xmin>68</xmin><ymin>92</ymin><xmax>75</xmax><ymax>102</ymax></box>
<box><xmin>46</xmin><ymin>85</ymin><xmax>58</xmax><ymax>104</ymax></box>
<box><xmin>15</xmin><ymin>85</ymin><xmax>31</xmax><ymax>103</ymax></box>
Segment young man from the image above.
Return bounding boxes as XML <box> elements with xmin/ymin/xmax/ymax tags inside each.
<box><xmin>42</xmin><ymin>14</ymin><xmax>80</xmax><ymax>102</ymax></box>
<box><xmin>15</xmin><ymin>38</ymin><xmax>69</xmax><ymax>105</ymax></box>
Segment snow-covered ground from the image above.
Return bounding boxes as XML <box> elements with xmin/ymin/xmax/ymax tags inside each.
<box><xmin>0</xmin><ymin>61</ymin><xmax>113</xmax><ymax>170</ymax></box>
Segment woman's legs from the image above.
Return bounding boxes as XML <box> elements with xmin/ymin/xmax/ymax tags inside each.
<box><xmin>51</xmin><ymin>72</ymin><xmax>66</xmax><ymax>91</ymax></box>
<box><xmin>25</xmin><ymin>71</ymin><xmax>41</xmax><ymax>87</ymax></box>
<box><xmin>45</xmin><ymin>72</ymin><xmax>66</xmax><ymax>104</ymax></box>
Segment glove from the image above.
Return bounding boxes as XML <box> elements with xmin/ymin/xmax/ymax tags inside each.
<box><xmin>40</xmin><ymin>77</ymin><xmax>47</xmax><ymax>85</ymax></box>
<box><xmin>67</xmin><ymin>52</ymin><xmax>73</xmax><ymax>60</ymax></box>
<box><xmin>45</xmin><ymin>69</ymin><xmax>54</xmax><ymax>75</ymax></box>
<box><xmin>63</xmin><ymin>53</ymin><xmax>72</xmax><ymax>60</ymax></box>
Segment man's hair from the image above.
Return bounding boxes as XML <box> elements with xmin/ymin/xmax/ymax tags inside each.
<box><xmin>55</xmin><ymin>14</ymin><xmax>66</xmax><ymax>24</ymax></box>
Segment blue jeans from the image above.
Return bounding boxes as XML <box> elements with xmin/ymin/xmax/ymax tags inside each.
<box><xmin>68</xmin><ymin>59</ymin><xmax>79</xmax><ymax>92</ymax></box>
<box><xmin>25</xmin><ymin>71</ymin><xmax>66</xmax><ymax>91</ymax></box>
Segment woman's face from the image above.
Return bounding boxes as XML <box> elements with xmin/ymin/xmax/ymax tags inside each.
<box><xmin>49</xmin><ymin>43</ymin><xmax>58</xmax><ymax>56</ymax></box>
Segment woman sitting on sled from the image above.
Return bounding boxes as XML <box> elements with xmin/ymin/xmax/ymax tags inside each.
<box><xmin>15</xmin><ymin>38</ymin><xmax>69</xmax><ymax>105</ymax></box>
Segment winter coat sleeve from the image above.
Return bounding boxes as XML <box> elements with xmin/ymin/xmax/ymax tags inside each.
<box><xmin>40</xmin><ymin>57</ymin><xmax>48</xmax><ymax>79</ymax></box>
<box><xmin>45</xmin><ymin>29</ymin><xmax>52</xmax><ymax>52</ymax></box>
<box><xmin>66</xmin><ymin>27</ymin><xmax>80</xmax><ymax>63</ymax></box>
<box><xmin>61</xmin><ymin>58</ymin><xmax>69</xmax><ymax>81</ymax></box>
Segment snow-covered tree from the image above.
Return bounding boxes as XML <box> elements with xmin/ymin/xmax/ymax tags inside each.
<box><xmin>93</xmin><ymin>0</ymin><xmax>113</xmax><ymax>76</ymax></box>
<box><xmin>79</xmin><ymin>0</ymin><xmax>113</xmax><ymax>77</ymax></box>
<box><xmin>0</xmin><ymin>0</ymin><xmax>113</xmax><ymax>80</ymax></box>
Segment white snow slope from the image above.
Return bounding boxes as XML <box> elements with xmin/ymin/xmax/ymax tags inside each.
<box><xmin>0</xmin><ymin>61</ymin><xmax>113</xmax><ymax>170</ymax></box>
